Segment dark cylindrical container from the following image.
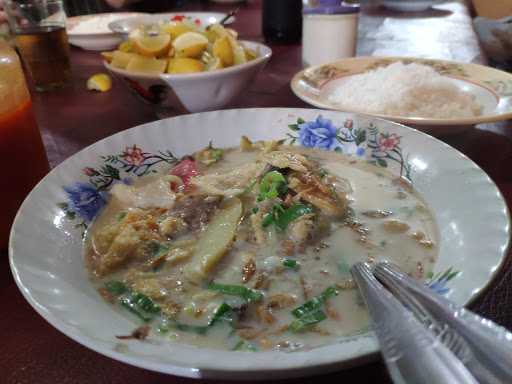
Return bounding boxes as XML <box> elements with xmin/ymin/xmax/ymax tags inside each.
<box><xmin>262</xmin><ymin>0</ymin><xmax>302</xmax><ymax>44</ymax></box>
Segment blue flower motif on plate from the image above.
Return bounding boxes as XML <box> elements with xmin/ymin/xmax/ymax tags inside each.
<box><xmin>59</xmin><ymin>145</ymin><xmax>178</xmax><ymax>230</ymax></box>
<box><xmin>427</xmin><ymin>267</ymin><xmax>459</xmax><ymax>296</ymax></box>
<box><xmin>63</xmin><ymin>182</ymin><xmax>107</xmax><ymax>223</ymax></box>
<box><xmin>428</xmin><ymin>280</ymin><xmax>451</xmax><ymax>295</ymax></box>
<box><xmin>298</xmin><ymin>116</ymin><xmax>338</xmax><ymax>150</ymax></box>
<box><xmin>285</xmin><ymin>115</ymin><xmax>412</xmax><ymax>181</ymax></box>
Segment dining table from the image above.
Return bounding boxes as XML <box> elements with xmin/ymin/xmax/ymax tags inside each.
<box><xmin>2</xmin><ymin>0</ymin><xmax>512</xmax><ymax>383</ymax></box>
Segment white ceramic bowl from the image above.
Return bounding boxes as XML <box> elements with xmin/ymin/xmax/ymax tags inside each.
<box><xmin>9</xmin><ymin>108</ymin><xmax>510</xmax><ymax>380</ymax></box>
<box><xmin>67</xmin><ymin>13</ymin><xmax>145</xmax><ymax>51</ymax></box>
<box><xmin>104</xmin><ymin>41</ymin><xmax>271</xmax><ymax>113</ymax></box>
<box><xmin>108</xmin><ymin>12</ymin><xmax>235</xmax><ymax>38</ymax></box>
<box><xmin>68</xmin><ymin>32</ymin><xmax>122</xmax><ymax>51</ymax></box>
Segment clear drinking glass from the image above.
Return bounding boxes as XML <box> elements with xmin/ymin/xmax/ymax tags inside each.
<box><xmin>0</xmin><ymin>38</ymin><xmax>49</xmax><ymax>248</ymax></box>
<box><xmin>5</xmin><ymin>0</ymin><xmax>72</xmax><ymax>91</ymax></box>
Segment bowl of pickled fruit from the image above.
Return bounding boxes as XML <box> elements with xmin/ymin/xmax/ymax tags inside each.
<box><xmin>102</xmin><ymin>21</ymin><xmax>271</xmax><ymax>113</ymax></box>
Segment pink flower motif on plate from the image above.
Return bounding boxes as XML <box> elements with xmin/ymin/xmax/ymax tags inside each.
<box><xmin>122</xmin><ymin>145</ymin><xmax>145</xmax><ymax>166</ymax></box>
<box><xmin>82</xmin><ymin>167</ymin><xmax>96</xmax><ymax>176</ymax></box>
<box><xmin>379</xmin><ymin>133</ymin><xmax>400</xmax><ymax>152</ymax></box>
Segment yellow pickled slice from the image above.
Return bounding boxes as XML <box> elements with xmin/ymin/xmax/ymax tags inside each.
<box><xmin>132</xmin><ymin>33</ymin><xmax>171</xmax><ymax>57</ymax></box>
<box><xmin>87</xmin><ymin>73</ymin><xmax>112</xmax><ymax>92</ymax></box>
<box><xmin>205</xmin><ymin>28</ymin><xmax>218</xmax><ymax>43</ymax></box>
<box><xmin>206</xmin><ymin>57</ymin><xmax>223</xmax><ymax>71</ymax></box>
<box><xmin>212</xmin><ymin>36</ymin><xmax>233</xmax><ymax>67</ymax></box>
<box><xmin>209</xmin><ymin>23</ymin><xmax>229</xmax><ymax>39</ymax></box>
<box><xmin>161</xmin><ymin>21</ymin><xmax>193</xmax><ymax>40</ymax></box>
<box><xmin>167</xmin><ymin>57</ymin><xmax>204</xmax><ymax>74</ymax></box>
<box><xmin>126</xmin><ymin>56</ymin><xmax>167</xmax><ymax>74</ymax></box>
<box><xmin>101</xmin><ymin>51</ymin><xmax>114</xmax><ymax>62</ymax></box>
<box><xmin>118</xmin><ymin>40</ymin><xmax>134</xmax><ymax>53</ymax></box>
<box><xmin>172</xmin><ymin>31</ymin><xmax>208</xmax><ymax>58</ymax></box>
<box><xmin>230</xmin><ymin>37</ymin><xmax>247</xmax><ymax>65</ymax></box>
<box><xmin>244</xmin><ymin>47</ymin><xmax>258</xmax><ymax>61</ymax></box>
<box><xmin>111</xmin><ymin>51</ymin><xmax>137</xmax><ymax>69</ymax></box>
<box><xmin>225</xmin><ymin>28</ymin><xmax>238</xmax><ymax>39</ymax></box>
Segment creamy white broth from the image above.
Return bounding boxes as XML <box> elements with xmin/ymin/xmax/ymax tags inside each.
<box><xmin>85</xmin><ymin>142</ymin><xmax>438</xmax><ymax>351</ymax></box>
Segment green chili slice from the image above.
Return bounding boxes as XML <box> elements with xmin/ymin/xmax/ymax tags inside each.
<box><xmin>291</xmin><ymin>286</ymin><xmax>339</xmax><ymax>318</ymax></box>
<box><xmin>282</xmin><ymin>258</ymin><xmax>299</xmax><ymax>269</ymax></box>
<box><xmin>208</xmin><ymin>282</ymin><xmax>264</xmax><ymax>303</ymax></box>
<box><xmin>104</xmin><ymin>281</ymin><xmax>160</xmax><ymax>322</ymax></box>
<box><xmin>258</xmin><ymin>170</ymin><xmax>287</xmax><ymax>201</ymax></box>
<box><xmin>119</xmin><ymin>293</ymin><xmax>160</xmax><ymax>322</ymax></box>
<box><xmin>262</xmin><ymin>203</ymin><xmax>314</xmax><ymax>231</ymax></box>
<box><xmin>289</xmin><ymin>310</ymin><xmax>327</xmax><ymax>332</ymax></box>
<box><xmin>232</xmin><ymin>339</ymin><xmax>258</xmax><ymax>351</ymax></box>
<box><xmin>158</xmin><ymin>319</ymin><xmax>209</xmax><ymax>335</ymax></box>
<box><xmin>175</xmin><ymin>322</ymin><xmax>209</xmax><ymax>335</ymax></box>
<box><xmin>208</xmin><ymin>302</ymin><xmax>234</xmax><ymax>326</ymax></box>
<box><xmin>158</xmin><ymin>302</ymin><xmax>234</xmax><ymax>336</ymax></box>
<box><xmin>105</xmin><ymin>280</ymin><xmax>128</xmax><ymax>295</ymax></box>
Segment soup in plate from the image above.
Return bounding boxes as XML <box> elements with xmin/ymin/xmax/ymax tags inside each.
<box><xmin>86</xmin><ymin>137</ymin><xmax>438</xmax><ymax>351</ymax></box>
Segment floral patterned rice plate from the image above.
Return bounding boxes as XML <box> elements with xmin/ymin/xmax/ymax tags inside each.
<box><xmin>9</xmin><ymin>108</ymin><xmax>510</xmax><ymax>379</ymax></box>
<box><xmin>291</xmin><ymin>56</ymin><xmax>512</xmax><ymax>127</ymax></box>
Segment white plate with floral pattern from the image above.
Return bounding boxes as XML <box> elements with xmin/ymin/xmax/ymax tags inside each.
<box><xmin>9</xmin><ymin>108</ymin><xmax>510</xmax><ymax>379</ymax></box>
<box><xmin>291</xmin><ymin>56</ymin><xmax>512</xmax><ymax>127</ymax></box>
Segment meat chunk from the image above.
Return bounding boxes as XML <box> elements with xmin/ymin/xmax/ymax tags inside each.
<box><xmin>288</xmin><ymin>171</ymin><xmax>347</xmax><ymax>217</ymax></box>
<box><xmin>241</xmin><ymin>255</ymin><xmax>257</xmax><ymax>283</ymax></box>
<box><xmin>260</xmin><ymin>151</ymin><xmax>311</xmax><ymax>173</ymax></box>
<box><xmin>281</xmin><ymin>239</ymin><xmax>295</xmax><ymax>256</ymax></box>
<box><xmin>382</xmin><ymin>219</ymin><xmax>410</xmax><ymax>233</ymax></box>
<box><xmin>256</xmin><ymin>305</ymin><xmax>275</xmax><ymax>324</ymax></box>
<box><xmin>288</xmin><ymin>213</ymin><xmax>316</xmax><ymax>246</ymax></box>
<box><xmin>170</xmin><ymin>195</ymin><xmax>221</xmax><ymax>231</ymax></box>
<box><xmin>159</xmin><ymin>216</ymin><xmax>188</xmax><ymax>237</ymax></box>
<box><xmin>267</xmin><ymin>294</ymin><xmax>296</xmax><ymax>309</ymax></box>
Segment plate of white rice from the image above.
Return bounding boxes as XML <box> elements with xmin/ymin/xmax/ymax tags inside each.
<box><xmin>291</xmin><ymin>56</ymin><xmax>512</xmax><ymax>126</ymax></box>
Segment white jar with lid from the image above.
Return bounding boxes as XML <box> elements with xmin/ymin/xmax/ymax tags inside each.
<box><xmin>302</xmin><ymin>0</ymin><xmax>360</xmax><ymax>67</ymax></box>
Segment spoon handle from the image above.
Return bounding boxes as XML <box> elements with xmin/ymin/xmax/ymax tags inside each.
<box><xmin>374</xmin><ymin>261</ymin><xmax>512</xmax><ymax>384</ymax></box>
<box><xmin>351</xmin><ymin>262</ymin><xmax>478</xmax><ymax>384</ymax></box>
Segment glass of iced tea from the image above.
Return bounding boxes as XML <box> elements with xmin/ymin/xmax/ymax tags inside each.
<box><xmin>5</xmin><ymin>0</ymin><xmax>71</xmax><ymax>91</ymax></box>
<box><xmin>0</xmin><ymin>38</ymin><xmax>49</xmax><ymax>248</ymax></box>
